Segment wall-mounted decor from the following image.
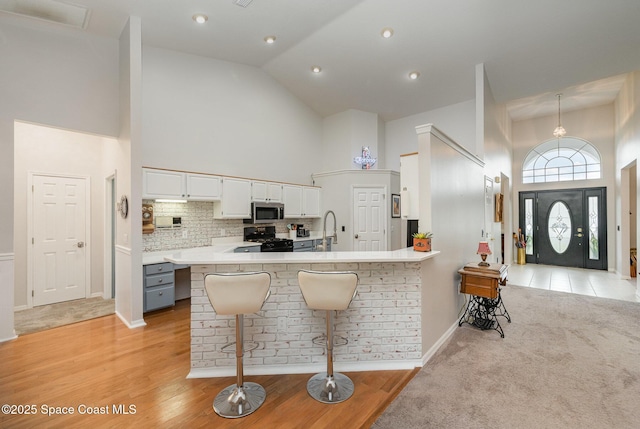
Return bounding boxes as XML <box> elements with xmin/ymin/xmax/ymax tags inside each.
<box><xmin>118</xmin><ymin>195</ymin><xmax>129</xmax><ymax>219</ymax></box>
<box><xmin>391</xmin><ymin>194</ymin><xmax>401</xmax><ymax>218</ymax></box>
<box><xmin>142</xmin><ymin>203</ymin><xmax>155</xmax><ymax>234</ymax></box>
<box><xmin>495</xmin><ymin>193</ymin><xmax>504</xmax><ymax>223</ymax></box>
<box><xmin>353</xmin><ymin>146</ymin><xmax>377</xmax><ymax>169</ymax></box>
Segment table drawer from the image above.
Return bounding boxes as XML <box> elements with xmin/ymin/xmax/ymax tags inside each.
<box><xmin>144</xmin><ymin>262</ymin><xmax>173</xmax><ymax>275</ymax></box>
<box><xmin>460</xmin><ymin>275</ymin><xmax>498</xmax><ymax>299</ymax></box>
<box><xmin>144</xmin><ymin>285</ymin><xmax>175</xmax><ymax>312</ymax></box>
<box><xmin>144</xmin><ymin>272</ymin><xmax>174</xmax><ymax>288</ymax></box>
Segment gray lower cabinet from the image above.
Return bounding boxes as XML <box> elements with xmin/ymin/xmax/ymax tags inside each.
<box><xmin>294</xmin><ymin>238</ymin><xmax>332</xmax><ymax>252</ymax></box>
<box><xmin>234</xmin><ymin>245</ymin><xmax>261</xmax><ymax>253</ymax></box>
<box><xmin>293</xmin><ymin>240</ymin><xmax>313</xmax><ymax>252</ymax></box>
<box><xmin>144</xmin><ymin>262</ymin><xmax>175</xmax><ymax>312</ymax></box>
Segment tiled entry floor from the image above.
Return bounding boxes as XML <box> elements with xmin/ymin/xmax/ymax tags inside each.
<box><xmin>507</xmin><ymin>263</ymin><xmax>639</xmax><ymax>303</ymax></box>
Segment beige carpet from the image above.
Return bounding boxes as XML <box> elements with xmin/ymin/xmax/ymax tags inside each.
<box><xmin>373</xmin><ymin>285</ymin><xmax>640</xmax><ymax>429</ymax></box>
<box><xmin>14</xmin><ymin>297</ymin><xmax>115</xmax><ymax>335</ymax></box>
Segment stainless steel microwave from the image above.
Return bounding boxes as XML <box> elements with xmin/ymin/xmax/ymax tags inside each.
<box><xmin>244</xmin><ymin>202</ymin><xmax>285</xmax><ymax>224</ymax></box>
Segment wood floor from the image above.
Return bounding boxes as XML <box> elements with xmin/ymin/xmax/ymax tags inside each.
<box><xmin>0</xmin><ymin>299</ymin><xmax>417</xmax><ymax>428</ymax></box>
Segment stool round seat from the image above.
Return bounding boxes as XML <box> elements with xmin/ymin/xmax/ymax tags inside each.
<box><xmin>298</xmin><ymin>270</ymin><xmax>359</xmax><ymax>311</ymax></box>
<box><xmin>297</xmin><ymin>269</ymin><xmax>358</xmax><ymax>404</ymax></box>
<box><xmin>206</xmin><ymin>272</ymin><xmax>271</xmax><ymax>315</ymax></box>
<box><xmin>204</xmin><ymin>271</ymin><xmax>271</xmax><ymax>419</ymax></box>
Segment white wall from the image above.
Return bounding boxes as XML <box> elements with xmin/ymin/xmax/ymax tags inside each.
<box><xmin>0</xmin><ymin>17</ymin><xmax>118</xmax><ymax>250</ymax></box>
<box><xmin>13</xmin><ymin>122</ymin><xmax>117</xmax><ymax>308</ymax></box>
<box><xmin>385</xmin><ymin>99</ymin><xmax>476</xmax><ymax>172</ymax></box>
<box><xmin>0</xmin><ymin>16</ymin><xmax>119</xmax><ymax>339</ymax></box>
<box><xmin>141</xmin><ymin>46</ymin><xmax>323</xmax><ymax>185</ymax></box>
<box><xmin>114</xmin><ymin>17</ymin><xmax>145</xmax><ymax>329</ymax></box>
<box><xmin>322</xmin><ymin>109</ymin><xmax>382</xmax><ymax>171</ymax></box>
<box><xmin>417</xmin><ymin>125</ymin><xmax>485</xmax><ymax>351</ymax></box>
<box><xmin>512</xmin><ymin>103</ymin><xmax>617</xmax><ymax>270</ymax></box>
<box><xmin>614</xmin><ymin>71</ymin><xmax>640</xmax><ymax>280</ymax></box>
<box><xmin>311</xmin><ymin>170</ymin><xmax>400</xmax><ymax>251</ymax></box>
<box><xmin>478</xmin><ymin>65</ymin><xmax>513</xmax><ymax>263</ymax></box>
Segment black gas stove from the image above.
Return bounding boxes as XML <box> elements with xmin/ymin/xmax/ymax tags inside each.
<box><xmin>244</xmin><ymin>226</ymin><xmax>293</xmax><ymax>252</ymax></box>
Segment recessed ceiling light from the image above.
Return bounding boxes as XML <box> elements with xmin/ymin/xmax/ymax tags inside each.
<box><xmin>192</xmin><ymin>14</ymin><xmax>208</xmax><ymax>24</ymax></box>
<box><xmin>408</xmin><ymin>71</ymin><xmax>420</xmax><ymax>80</ymax></box>
<box><xmin>311</xmin><ymin>66</ymin><xmax>322</xmax><ymax>74</ymax></box>
<box><xmin>381</xmin><ymin>28</ymin><xmax>394</xmax><ymax>38</ymax></box>
<box><xmin>264</xmin><ymin>35</ymin><xmax>276</xmax><ymax>44</ymax></box>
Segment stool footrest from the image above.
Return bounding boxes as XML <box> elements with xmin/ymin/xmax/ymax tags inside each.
<box><xmin>220</xmin><ymin>341</ymin><xmax>260</xmax><ymax>354</ymax></box>
<box><xmin>311</xmin><ymin>334</ymin><xmax>348</xmax><ymax>347</ymax></box>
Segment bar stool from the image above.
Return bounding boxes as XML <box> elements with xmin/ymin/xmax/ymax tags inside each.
<box><xmin>297</xmin><ymin>269</ymin><xmax>359</xmax><ymax>404</ymax></box>
<box><xmin>204</xmin><ymin>271</ymin><xmax>271</xmax><ymax>418</ymax></box>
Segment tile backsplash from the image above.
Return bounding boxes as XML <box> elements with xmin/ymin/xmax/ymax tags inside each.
<box><xmin>142</xmin><ymin>200</ymin><xmax>311</xmax><ymax>252</ymax></box>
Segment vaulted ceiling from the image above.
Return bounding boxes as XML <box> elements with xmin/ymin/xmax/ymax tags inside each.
<box><xmin>3</xmin><ymin>0</ymin><xmax>639</xmax><ymax>121</ymax></box>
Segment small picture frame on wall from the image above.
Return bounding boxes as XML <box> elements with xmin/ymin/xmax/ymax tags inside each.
<box><xmin>391</xmin><ymin>194</ymin><xmax>401</xmax><ymax>218</ymax></box>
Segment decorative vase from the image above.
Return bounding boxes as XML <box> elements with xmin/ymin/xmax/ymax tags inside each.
<box><xmin>413</xmin><ymin>237</ymin><xmax>431</xmax><ymax>252</ymax></box>
<box><xmin>517</xmin><ymin>248</ymin><xmax>526</xmax><ymax>265</ymax></box>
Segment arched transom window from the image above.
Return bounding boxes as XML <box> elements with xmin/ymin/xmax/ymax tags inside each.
<box><xmin>522</xmin><ymin>137</ymin><xmax>601</xmax><ymax>184</ymax></box>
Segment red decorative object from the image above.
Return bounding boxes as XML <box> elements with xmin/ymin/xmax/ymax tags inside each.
<box><xmin>476</xmin><ymin>241</ymin><xmax>492</xmax><ymax>266</ymax></box>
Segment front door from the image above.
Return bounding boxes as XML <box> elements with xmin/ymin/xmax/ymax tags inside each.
<box><xmin>32</xmin><ymin>174</ymin><xmax>88</xmax><ymax>306</ymax></box>
<box><xmin>519</xmin><ymin>187</ymin><xmax>607</xmax><ymax>269</ymax></box>
<box><xmin>353</xmin><ymin>187</ymin><xmax>386</xmax><ymax>251</ymax></box>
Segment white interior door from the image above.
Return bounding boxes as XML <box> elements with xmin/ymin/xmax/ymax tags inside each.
<box><xmin>353</xmin><ymin>187</ymin><xmax>386</xmax><ymax>251</ymax></box>
<box><xmin>32</xmin><ymin>174</ymin><xmax>88</xmax><ymax>306</ymax></box>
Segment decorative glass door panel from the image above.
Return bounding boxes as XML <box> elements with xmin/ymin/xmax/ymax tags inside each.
<box><xmin>547</xmin><ymin>201</ymin><xmax>572</xmax><ymax>254</ymax></box>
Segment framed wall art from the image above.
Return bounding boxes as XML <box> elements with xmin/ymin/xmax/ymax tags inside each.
<box><xmin>392</xmin><ymin>194</ymin><xmax>401</xmax><ymax>218</ymax></box>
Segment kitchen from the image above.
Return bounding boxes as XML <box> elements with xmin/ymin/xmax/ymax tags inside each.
<box><xmin>141</xmin><ymin>167</ymin><xmax>336</xmax><ymax>312</ymax></box>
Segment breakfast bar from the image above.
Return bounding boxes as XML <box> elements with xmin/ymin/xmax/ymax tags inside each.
<box><xmin>165</xmin><ymin>248</ymin><xmax>440</xmax><ymax>378</ymax></box>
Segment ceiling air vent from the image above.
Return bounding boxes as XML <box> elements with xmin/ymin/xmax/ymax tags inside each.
<box><xmin>0</xmin><ymin>0</ymin><xmax>90</xmax><ymax>29</ymax></box>
<box><xmin>233</xmin><ymin>0</ymin><xmax>254</xmax><ymax>7</ymax></box>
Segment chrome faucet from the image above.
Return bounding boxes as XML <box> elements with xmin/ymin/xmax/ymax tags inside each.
<box><xmin>317</xmin><ymin>210</ymin><xmax>338</xmax><ymax>252</ymax></box>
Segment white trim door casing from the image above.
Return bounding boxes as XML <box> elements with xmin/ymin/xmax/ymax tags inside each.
<box><xmin>353</xmin><ymin>186</ymin><xmax>387</xmax><ymax>251</ymax></box>
<box><xmin>29</xmin><ymin>173</ymin><xmax>91</xmax><ymax>307</ymax></box>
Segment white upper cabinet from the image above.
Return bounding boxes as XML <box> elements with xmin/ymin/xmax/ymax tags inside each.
<box><xmin>142</xmin><ymin>169</ymin><xmax>186</xmax><ymax>199</ymax></box>
<box><xmin>144</xmin><ymin>167</ymin><xmax>319</xmax><ymax>218</ymax></box>
<box><xmin>143</xmin><ymin>168</ymin><xmax>221</xmax><ymax>201</ymax></box>
<box><xmin>283</xmin><ymin>184</ymin><xmax>321</xmax><ymax>218</ymax></box>
<box><xmin>185</xmin><ymin>173</ymin><xmax>221</xmax><ymax>201</ymax></box>
<box><xmin>302</xmin><ymin>186</ymin><xmax>321</xmax><ymax>217</ymax></box>
<box><xmin>214</xmin><ymin>177</ymin><xmax>251</xmax><ymax>219</ymax></box>
<box><xmin>283</xmin><ymin>185</ymin><xmax>303</xmax><ymax>217</ymax></box>
<box><xmin>251</xmin><ymin>181</ymin><xmax>283</xmax><ymax>203</ymax></box>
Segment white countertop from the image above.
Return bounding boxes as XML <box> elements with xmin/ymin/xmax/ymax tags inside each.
<box><xmin>163</xmin><ymin>247</ymin><xmax>439</xmax><ymax>265</ymax></box>
<box><xmin>143</xmin><ymin>234</ymin><xmax>337</xmax><ymax>265</ymax></box>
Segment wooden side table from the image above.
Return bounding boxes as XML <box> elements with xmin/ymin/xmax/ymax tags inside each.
<box><xmin>458</xmin><ymin>263</ymin><xmax>511</xmax><ymax>337</ymax></box>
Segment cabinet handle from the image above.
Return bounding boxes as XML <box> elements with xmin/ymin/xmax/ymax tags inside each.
<box><xmin>157</xmin><ymin>266</ymin><xmax>163</xmax><ymax>271</ymax></box>
<box><xmin>159</xmin><ymin>292</ymin><xmax>163</xmax><ymax>296</ymax></box>
<box><xmin>158</xmin><ymin>278</ymin><xmax>163</xmax><ymax>283</ymax></box>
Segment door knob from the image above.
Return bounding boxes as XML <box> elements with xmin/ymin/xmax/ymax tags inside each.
<box><xmin>77</xmin><ymin>241</ymin><xmax>85</xmax><ymax>248</ymax></box>
<box><xmin>354</xmin><ymin>234</ymin><xmax>359</xmax><ymax>239</ymax></box>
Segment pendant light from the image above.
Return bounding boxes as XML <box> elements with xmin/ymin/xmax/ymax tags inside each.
<box><xmin>553</xmin><ymin>93</ymin><xmax>566</xmax><ymax>138</ymax></box>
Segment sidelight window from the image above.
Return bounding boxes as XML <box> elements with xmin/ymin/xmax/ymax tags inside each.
<box><xmin>588</xmin><ymin>196</ymin><xmax>599</xmax><ymax>260</ymax></box>
<box><xmin>522</xmin><ymin>137</ymin><xmax>601</xmax><ymax>184</ymax></box>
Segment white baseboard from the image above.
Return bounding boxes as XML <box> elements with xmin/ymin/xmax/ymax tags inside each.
<box><xmin>115</xmin><ymin>311</ymin><xmax>146</xmax><ymax>329</ymax></box>
<box><xmin>187</xmin><ymin>359</ymin><xmax>423</xmax><ymax>379</ymax></box>
<box><xmin>0</xmin><ymin>332</ymin><xmax>18</xmax><ymax>343</ymax></box>
<box><xmin>14</xmin><ymin>304</ymin><xmax>28</xmax><ymax>312</ymax></box>
<box><xmin>421</xmin><ymin>319</ymin><xmax>460</xmax><ymax>367</ymax></box>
